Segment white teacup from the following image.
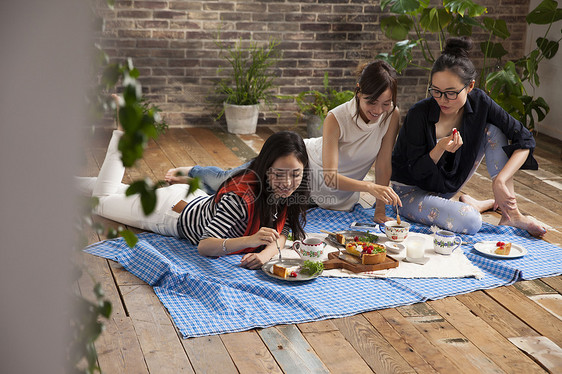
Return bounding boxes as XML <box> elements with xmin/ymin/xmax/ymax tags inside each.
<box><xmin>379</xmin><ymin>220</ymin><xmax>410</xmax><ymax>242</ymax></box>
<box><xmin>433</xmin><ymin>230</ymin><xmax>462</xmax><ymax>255</ymax></box>
<box><xmin>292</xmin><ymin>237</ymin><xmax>326</xmax><ymax>261</ymax></box>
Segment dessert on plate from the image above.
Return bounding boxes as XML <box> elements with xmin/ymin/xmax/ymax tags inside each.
<box><xmin>272</xmin><ymin>263</ymin><xmax>298</xmax><ymax>278</ymax></box>
<box><xmin>345</xmin><ymin>240</ymin><xmax>387</xmax><ymax>265</ymax></box>
<box><xmin>335</xmin><ymin>233</ymin><xmax>345</xmax><ymax>245</ymax></box>
<box><xmin>494</xmin><ymin>241</ymin><xmax>512</xmax><ymax>255</ymax></box>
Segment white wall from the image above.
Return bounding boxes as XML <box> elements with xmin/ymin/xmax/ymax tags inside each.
<box><xmin>526</xmin><ymin>0</ymin><xmax>562</xmax><ymax>140</ymax></box>
<box><xmin>0</xmin><ymin>1</ymin><xmax>88</xmax><ymax>372</ymax></box>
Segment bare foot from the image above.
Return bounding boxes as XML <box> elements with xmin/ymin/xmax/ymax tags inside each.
<box><xmin>499</xmin><ymin>210</ymin><xmax>548</xmax><ymax>238</ymax></box>
<box><xmin>459</xmin><ymin>194</ymin><xmax>495</xmax><ymax>213</ymax></box>
<box><xmin>165</xmin><ymin>167</ymin><xmax>193</xmax><ymax>184</ymax></box>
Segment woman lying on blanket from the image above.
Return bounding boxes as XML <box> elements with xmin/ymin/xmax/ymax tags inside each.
<box><xmin>78</xmin><ymin>126</ymin><xmax>310</xmax><ymax>269</ymax></box>
<box><xmin>391</xmin><ymin>37</ymin><xmax>547</xmax><ymax>237</ymax></box>
<box><xmin>166</xmin><ymin>60</ymin><xmax>402</xmax><ymax>223</ymax></box>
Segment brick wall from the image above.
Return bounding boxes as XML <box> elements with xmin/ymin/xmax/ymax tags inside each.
<box><xmin>95</xmin><ymin>0</ymin><xmax>530</xmax><ymax>127</ymax></box>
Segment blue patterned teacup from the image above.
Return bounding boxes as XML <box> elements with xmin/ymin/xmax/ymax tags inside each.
<box><xmin>433</xmin><ymin>230</ymin><xmax>461</xmax><ymax>255</ymax></box>
<box><xmin>292</xmin><ymin>237</ymin><xmax>326</xmax><ymax>262</ymax></box>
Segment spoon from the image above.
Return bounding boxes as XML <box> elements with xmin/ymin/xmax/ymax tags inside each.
<box><xmin>396</xmin><ymin>206</ymin><xmax>402</xmax><ymax>225</ymax></box>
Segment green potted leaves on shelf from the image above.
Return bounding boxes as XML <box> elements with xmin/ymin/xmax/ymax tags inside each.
<box><xmin>290</xmin><ymin>72</ymin><xmax>355</xmax><ymax>138</ymax></box>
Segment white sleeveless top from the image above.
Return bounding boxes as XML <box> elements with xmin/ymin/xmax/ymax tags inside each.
<box><xmin>304</xmin><ymin>98</ymin><xmax>394</xmax><ymax>211</ymax></box>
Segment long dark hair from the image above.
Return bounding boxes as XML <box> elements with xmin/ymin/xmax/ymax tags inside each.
<box><xmin>353</xmin><ymin>60</ymin><xmax>398</xmax><ymax>125</ymax></box>
<box><xmin>431</xmin><ymin>37</ymin><xmax>477</xmax><ymax>85</ymax></box>
<box><xmin>219</xmin><ymin>131</ymin><xmax>310</xmax><ymax>241</ymax></box>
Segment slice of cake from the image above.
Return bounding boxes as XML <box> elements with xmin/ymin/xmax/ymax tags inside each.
<box><xmin>272</xmin><ymin>264</ymin><xmax>298</xmax><ymax>278</ymax></box>
<box><xmin>335</xmin><ymin>233</ymin><xmax>345</xmax><ymax>245</ymax></box>
<box><xmin>272</xmin><ymin>264</ymin><xmax>289</xmax><ymax>278</ymax></box>
<box><xmin>494</xmin><ymin>241</ymin><xmax>512</xmax><ymax>255</ymax></box>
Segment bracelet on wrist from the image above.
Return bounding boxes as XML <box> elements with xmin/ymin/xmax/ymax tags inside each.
<box><xmin>222</xmin><ymin>238</ymin><xmax>228</xmax><ymax>253</ymax></box>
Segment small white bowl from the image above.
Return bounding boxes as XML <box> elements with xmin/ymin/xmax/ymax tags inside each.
<box><xmin>385</xmin><ymin>242</ymin><xmax>406</xmax><ymax>254</ymax></box>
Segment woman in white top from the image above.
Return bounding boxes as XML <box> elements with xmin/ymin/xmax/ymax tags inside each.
<box><xmin>167</xmin><ymin>61</ymin><xmax>402</xmax><ymax>223</ymax></box>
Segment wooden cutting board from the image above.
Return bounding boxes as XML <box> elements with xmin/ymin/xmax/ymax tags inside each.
<box><xmin>323</xmin><ymin>251</ymin><xmax>399</xmax><ymax>273</ymax></box>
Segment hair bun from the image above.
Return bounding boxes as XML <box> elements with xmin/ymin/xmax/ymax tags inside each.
<box><xmin>443</xmin><ymin>37</ymin><xmax>472</xmax><ymax>58</ymax></box>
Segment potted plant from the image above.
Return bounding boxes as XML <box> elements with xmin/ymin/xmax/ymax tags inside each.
<box><xmin>292</xmin><ymin>72</ymin><xmax>355</xmax><ymax>137</ymax></box>
<box><xmin>215</xmin><ymin>38</ymin><xmax>280</xmax><ymax>134</ymax></box>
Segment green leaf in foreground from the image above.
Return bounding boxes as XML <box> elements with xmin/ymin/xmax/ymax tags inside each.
<box><xmin>120</xmin><ymin>229</ymin><xmax>138</xmax><ymax>248</ymax></box>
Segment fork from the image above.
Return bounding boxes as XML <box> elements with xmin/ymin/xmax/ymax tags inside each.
<box><xmin>275</xmin><ymin>238</ymin><xmax>282</xmax><ymax>261</ymax></box>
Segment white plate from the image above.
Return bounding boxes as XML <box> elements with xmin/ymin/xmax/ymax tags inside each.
<box><xmin>385</xmin><ymin>242</ymin><xmax>406</xmax><ymax>254</ymax></box>
<box><xmin>473</xmin><ymin>241</ymin><xmax>527</xmax><ymax>259</ymax></box>
<box><xmin>262</xmin><ymin>259</ymin><xmax>321</xmax><ymax>282</ymax></box>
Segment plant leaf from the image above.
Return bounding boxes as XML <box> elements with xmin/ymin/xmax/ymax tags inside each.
<box><xmin>381</xmin><ymin>15</ymin><xmax>414</xmax><ymax>40</ymax></box>
<box><xmin>120</xmin><ymin>229</ymin><xmax>138</xmax><ymax>248</ymax></box>
<box><xmin>129</xmin><ymin>67</ymin><xmax>140</xmax><ymax>79</ymax></box>
<box><xmin>480</xmin><ymin>41</ymin><xmax>509</xmax><ymax>59</ymax></box>
<box><xmin>444</xmin><ymin>0</ymin><xmax>487</xmax><ymax>17</ymax></box>
<box><xmin>482</xmin><ymin>17</ymin><xmax>511</xmax><ymax>39</ymax></box>
<box><xmin>521</xmin><ymin>95</ymin><xmax>550</xmax><ymax>130</ymax></box>
<box><xmin>420</xmin><ymin>7</ymin><xmax>453</xmax><ymax>32</ymax></box>
<box><xmin>381</xmin><ymin>0</ymin><xmax>425</xmax><ymax>14</ymax></box>
<box><xmin>125</xmin><ymin>180</ymin><xmax>147</xmax><ymax>196</ymax></box>
<box><xmin>392</xmin><ymin>40</ymin><xmax>419</xmax><ymax>72</ymax></box>
<box><xmin>536</xmin><ymin>37</ymin><xmax>560</xmax><ymax>59</ymax></box>
<box><xmin>447</xmin><ymin>14</ymin><xmax>481</xmax><ymax>36</ymax></box>
<box><xmin>527</xmin><ymin>0</ymin><xmax>562</xmax><ymax>25</ymax></box>
<box><xmin>376</xmin><ymin>39</ymin><xmax>419</xmax><ymax>73</ymax></box>
<box><xmin>141</xmin><ymin>188</ymin><xmax>157</xmax><ymax>215</ymax></box>
<box><xmin>99</xmin><ymin>301</ymin><xmax>112</xmax><ymax>319</ymax></box>
<box><xmin>106</xmin><ymin>227</ymin><xmax>118</xmax><ymax>239</ymax></box>
<box><xmin>93</xmin><ymin>282</ymin><xmax>104</xmax><ymax>298</ymax></box>
<box><xmin>485</xmin><ymin>61</ymin><xmax>524</xmax><ymax>99</ymax></box>
<box><xmin>101</xmin><ymin>64</ymin><xmax>121</xmax><ymax>90</ymax></box>
<box><xmin>187</xmin><ymin>177</ymin><xmax>200</xmax><ymax>197</ymax></box>
<box><xmin>525</xmin><ymin>49</ymin><xmax>541</xmax><ymax>86</ymax></box>
<box><xmin>528</xmin><ymin>96</ymin><xmax>550</xmax><ymax>121</ymax></box>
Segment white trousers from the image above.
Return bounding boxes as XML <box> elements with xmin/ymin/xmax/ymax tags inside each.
<box><xmin>77</xmin><ymin>130</ymin><xmax>207</xmax><ymax>237</ymax></box>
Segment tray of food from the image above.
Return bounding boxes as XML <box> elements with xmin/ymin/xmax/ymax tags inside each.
<box><xmin>323</xmin><ymin>238</ymin><xmax>398</xmax><ymax>273</ymax></box>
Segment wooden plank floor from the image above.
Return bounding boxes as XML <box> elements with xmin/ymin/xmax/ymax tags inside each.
<box><xmin>79</xmin><ymin>125</ymin><xmax>562</xmax><ymax>373</ymax></box>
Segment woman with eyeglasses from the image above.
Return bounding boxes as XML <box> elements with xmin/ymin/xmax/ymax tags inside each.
<box><xmin>391</xmin><ymin>37</ymin><xmax>547</xmax><ymax>237</ymax></box>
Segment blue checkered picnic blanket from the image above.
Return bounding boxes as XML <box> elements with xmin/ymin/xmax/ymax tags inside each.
<box><xmin>85</xmin><ymin>205</ymin><xmax>562</xmax><ymax>338</ymax></box>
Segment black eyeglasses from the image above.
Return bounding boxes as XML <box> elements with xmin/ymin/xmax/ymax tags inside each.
<box><xmin>428</xmin><ymin>82</ymin><xmax>470</xmax><ymax>100</ymax></box>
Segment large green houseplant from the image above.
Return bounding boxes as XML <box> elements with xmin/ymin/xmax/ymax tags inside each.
<box><xmin>290</xmin><ymin>72</ymin><xmax>355</xmax><ymax>137</ymax></box>
<box><xmin>215</xmin><ymin>38</ymin><xmax>280</xmax><ymax>134</ymax></box>
<box><xmin>377</xmin><ymin>0</ymin><xmax>562</xmax><ymax>131</ymax></box>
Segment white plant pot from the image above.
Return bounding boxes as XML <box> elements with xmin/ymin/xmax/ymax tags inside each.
<box><xmin>223</xmin><ymin>102</ymin><xmax>259</xmax><ymax>134</ymax></box>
